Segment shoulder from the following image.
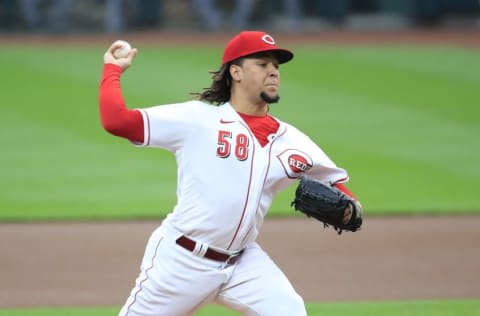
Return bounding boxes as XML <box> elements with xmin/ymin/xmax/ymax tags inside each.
<box><xmin>167</xmin><ymin>100</ymin><xmax>213</xmax><ymax>110</ymax></box>
<box><xmin>181</xmin><ymin>100</ymin><xmax>224</xmax><ymax>112</ymax></box>
<box><xmin>275</xmin><ymin>118</ymin><xmax>311</xmax><ymax>142</ymax></box>
<box><xmin>141</xmin><ymin>100</ymin><xmax>216</xmax><ymax>114</ymax></box>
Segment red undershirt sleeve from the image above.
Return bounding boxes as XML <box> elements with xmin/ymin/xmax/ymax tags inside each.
<box><xmin>99</xmin><ymin>63</ymin><xmax>144</xmax><ymax>143</ymax></box>
<box><xmin>334</xmin><ymin>183</ymin><xmax>357</xmax><ymax>200</ymax></box>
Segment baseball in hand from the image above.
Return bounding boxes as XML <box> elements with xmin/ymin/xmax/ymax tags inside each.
<box><xmin>112</xmin><ymin>40</ymin><xmax>132</xmax><ymax>59</ymax></box>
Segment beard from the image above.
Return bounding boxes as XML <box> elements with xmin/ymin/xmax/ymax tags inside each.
<box><xmin>260</xmin><ymin>91</ymin><xmax>280</xmax><ymax>104</ymax></box>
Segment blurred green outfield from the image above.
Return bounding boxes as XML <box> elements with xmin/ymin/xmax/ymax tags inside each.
<box><xmin>0</xmin><ymin>42</ymin><xmax>479</xmax><ymax>220</ymax></box>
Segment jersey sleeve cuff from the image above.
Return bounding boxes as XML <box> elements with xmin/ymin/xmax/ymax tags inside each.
<box><xmin>131</xmin><ymin>108</ymin><xmax>150</xmax><ymax>147</ymax></box>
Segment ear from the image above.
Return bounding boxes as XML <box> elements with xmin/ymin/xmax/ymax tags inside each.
<box><xmin>229</xmin><ymin>64</ymin><xmax>242</xmax><ymax>82</ymax></box>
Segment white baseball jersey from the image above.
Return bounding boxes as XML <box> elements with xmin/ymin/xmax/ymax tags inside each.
<box><xmin>119</xmin><ymin>100</ymin><xmax>349</xmax><ymax>316</ymax></box>
<box><xmin>137</xmin><ymin>101</ymin><xmax>348</xmax><ymax>252</ymax></box>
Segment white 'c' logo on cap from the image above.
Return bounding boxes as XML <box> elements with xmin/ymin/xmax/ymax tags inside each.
<box><xmin>261</xmin><ymin>34</ymin><xmax>275</xmax><ymax>45</ymax></box>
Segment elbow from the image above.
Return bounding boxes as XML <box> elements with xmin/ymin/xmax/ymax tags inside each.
<box><xmin>101</xmin><ymin>118</ymin><xmax>124</xmax><ymax>137</ymax></box>
<box><xmin>99</xmin><ymin>106</ymin><xmax>143</xmax><ymax>142</ymax></box>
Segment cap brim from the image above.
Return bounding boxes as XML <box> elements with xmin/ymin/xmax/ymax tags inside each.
<box><xmin>224</xmin><ymin>48</ymin><xmax>294</xmax><ymax>65</ymax></box>
<box><xmin>271</xmin><ymin>49</ymin><xmax>294</xmax><ymax>64</ymax></box>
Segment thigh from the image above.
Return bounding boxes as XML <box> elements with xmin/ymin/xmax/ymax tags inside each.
<box><xmin>217</xmin><ymin>243</ymin><xmax>307</xmax><ymax>316</ymax></box>
<box><xmin>119</xmin><ymin>226</ymin><xmax>229</xmax><ymax>316</ymax></box>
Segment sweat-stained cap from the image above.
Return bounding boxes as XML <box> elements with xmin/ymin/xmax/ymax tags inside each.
<box><xmin>222</xmin><ymin>31</ymin><xmax>294</xmax><ymax>65</ymax></box>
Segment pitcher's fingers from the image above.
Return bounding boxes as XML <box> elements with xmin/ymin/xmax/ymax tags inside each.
<box><xmin>124</xmin><ymin>48</ymin><xmax>138</xmax><ymax>63</ymax></box>
<box><xmin>343</xmin><ymin>205</ymin><xmax>353</xmax><ymax>224</ymax></box>
<box><xmin>108</xmin><ymin>41</ymin><xmax>124</xmax><ymax>54</ymax></box>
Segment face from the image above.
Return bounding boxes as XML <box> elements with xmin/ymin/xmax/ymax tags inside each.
<box><xmin>230</xmin><ymin>54</ymin><xmax>281</xmax><ymax>104</ymax></box>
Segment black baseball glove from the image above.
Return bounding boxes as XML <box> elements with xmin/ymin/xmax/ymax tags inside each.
<box><xmin>291</xmin><ymin>176</ymin><xmax>363</xmax><ymax>234</ymax></box>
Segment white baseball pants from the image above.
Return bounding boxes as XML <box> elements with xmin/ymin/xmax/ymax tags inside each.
<box><xmin>118</xmin><ymin>223</ymin><xmax>307</xmax><ymax>316</ymax></box>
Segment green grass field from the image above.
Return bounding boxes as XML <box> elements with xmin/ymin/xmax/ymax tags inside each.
<box><xmin>1</xmin><ymin>43</ymin><xmax>479</xmax><ymax>220</ymax></box>
<box><xmin>0</xmin><ymin>41</ymin><xmax>479</xmax><ymax>315</ymax></box>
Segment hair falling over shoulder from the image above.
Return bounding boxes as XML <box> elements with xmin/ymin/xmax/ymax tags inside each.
<box><xmin>191</xmin><ymin>63</ymin><xmax>233</xmax><ymax>106</ymax></box>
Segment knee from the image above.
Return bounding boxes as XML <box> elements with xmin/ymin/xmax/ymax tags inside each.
<box><xmin>284</xmin><ymin>292</ymin><xmax>307</xmax><ymax>316</ymax></box>
<box><xmin>264</xmin><ymin>290</ymin><xmax>307</xmax><ymax>316</ymax></box>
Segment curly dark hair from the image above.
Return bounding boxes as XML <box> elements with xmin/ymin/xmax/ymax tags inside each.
<box><xmin>191</xmin><ymin>59</ymin><xmax>242</xmax><ymax>105</ymax></box>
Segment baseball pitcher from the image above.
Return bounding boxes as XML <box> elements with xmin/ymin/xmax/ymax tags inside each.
<box><xmin>99</xmin><ymin>31</ymin><xmax>363</xmax><ymax>316</ymax></box>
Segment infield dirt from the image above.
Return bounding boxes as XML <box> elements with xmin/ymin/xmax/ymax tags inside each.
<box><xmin>1</xmin><ymin>215</ymin><xmax>479</xmax><ymax>308</ymax></box>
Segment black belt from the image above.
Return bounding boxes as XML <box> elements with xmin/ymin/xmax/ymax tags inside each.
<box><xmin>176</xmin><ymin>235</ymin><xmax>243</xmax><ymax>265</ymax></box>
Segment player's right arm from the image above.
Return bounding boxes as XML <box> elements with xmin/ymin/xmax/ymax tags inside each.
<box><xmin>99</xmin><ymin>42</ymin><xmax>143</xmax><ymax>143</ymax></box>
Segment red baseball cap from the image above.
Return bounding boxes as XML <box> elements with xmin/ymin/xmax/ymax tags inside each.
<box><xmin>222</xmin><ymin>31</ymin><xmax>294</xmax><ymax>65</ymax></box>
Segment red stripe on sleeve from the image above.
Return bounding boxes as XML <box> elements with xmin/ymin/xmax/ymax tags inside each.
<box><xmin>99</xmin><ymin>64</ymin><xmax>144</xmax><ymax>143</ymax></box>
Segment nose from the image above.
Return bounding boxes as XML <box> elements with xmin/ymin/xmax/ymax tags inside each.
<box><xmin>268</xmin><ymin>64</ymin><xmax>279</xmax><ymax>77</ymax></box>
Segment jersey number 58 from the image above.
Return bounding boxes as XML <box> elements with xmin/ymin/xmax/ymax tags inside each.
<box><xmin>217</xmin><ymin>130</ymin><xmax>249</xmax><ymax>161</ymax></box>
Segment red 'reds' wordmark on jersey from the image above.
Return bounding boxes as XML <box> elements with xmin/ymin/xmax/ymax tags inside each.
<box><xmin>277</xmin><ymin>149</ymin><xmax>313</xmax><ymax>178</ymax></box>
<box><xmin>288</xmin><ymin>154</ymin><xmax>311</xmax><ymax>173</ymax></box>
<box><xmin>217</xmin><ymin>130</ymin><xmax>249</xmax><ymax>161</ymax></box>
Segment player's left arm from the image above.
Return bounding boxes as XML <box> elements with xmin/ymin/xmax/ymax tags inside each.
<box><xmin>299</xmin><ymin>133</ymin><xmax>363</xmax><ymax>225</ymax></box>
<box><xmin>334</xmin><ymin>183</ymin><xmax>355</xmax><ymax>199</ymax></box>
<box><xmin>334</xmin><ymin>182</ymin><xmax>363</xmax><ymax>224</ymax></box>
